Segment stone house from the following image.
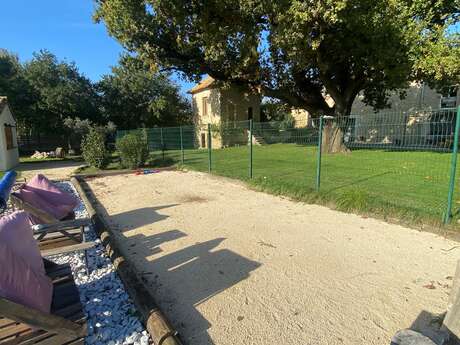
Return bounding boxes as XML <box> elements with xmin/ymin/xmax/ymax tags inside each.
<box><xmin>290</xmin><ymin>83</ymin><xmax>459</xmax><ymax>147</ymax></box>
<box><xmin>189</xmin><ymin>76</ymin><xmax>261</xmax><ymax>148</ymax></box>
<box><xmin>348</xmin><ymin>83</ymin><xmax>460</xmax><ymax>147</ymax></box>
<box><xmin>0</xmin><ymin>97</ymin><xmax>19</xmax><ymax>171</ymax></box>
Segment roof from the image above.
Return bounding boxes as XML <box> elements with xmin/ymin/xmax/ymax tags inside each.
<box><xmin>188</xmin><ymin>76</ymin><xmax>216</xmax><ymax>94</ymax></box>
<box><xmin>0</xmin><ymin>97</ymin><xmax>7</xmax><ymax>114</ymax></box>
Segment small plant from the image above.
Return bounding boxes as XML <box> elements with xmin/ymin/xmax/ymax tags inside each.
<box><xmin>335</xmin><ymin>188</ymin><xmax>371</xmax><ymax>212</ymax></box>
<box><xmin>81</xmin><ymin>127</ymin><xmax>109</xmax><ymax>168</ymax></box>
<box><xmin>116</xmin><ymin>132</ymin><xmax>149</xmax><ymax>169</ymax></box>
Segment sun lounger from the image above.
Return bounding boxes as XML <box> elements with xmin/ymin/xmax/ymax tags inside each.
<box><xmin>0</xmin><ymin>258</ymin><xmax>87</xmax><ymax>344</ymax></box>
<box><xmin>10</xmin><ymin>174</ymin><xmax>93</xmax><ymax>253</ymax></box>
<box><xmin>0</xmin><ymin>214</ymin><xmax>87</xmax><ymax>345</ymax></box>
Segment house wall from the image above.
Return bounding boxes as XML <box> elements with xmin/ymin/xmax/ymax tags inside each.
<box><xmin>0</xmin><ymin>106</ymin><xmax>19</xmax><ymax>171</ymax></box>
<box><xmin>192</xmin><ymin>88</ymin><xmax>221</xmax><ymax>126</ymax></box>
<box><xmin>290</xmin><ymin>109</ymin><xmax>311</xmax><ymax>128</ymax></box>
<box><xmin>219</xmin><ymin>87</ymin><xmax>261</xmax><ymax>123</ymax></box>
<box><xmin>192</xmin><ymin>85</ymin><xmax>261</xmax><ymax>148</ymax></box>
<box><xmin>349</xmin><ymin>84</ymin><xmax>459</xmax><ymax>146</ymax></box>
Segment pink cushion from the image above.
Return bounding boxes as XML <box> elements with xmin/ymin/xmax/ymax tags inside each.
<box><xmin>0</xmin><ymin>241</ymin><xmax>53</xmax><ymax>313</ymax></box>
<box><xmin>16</xmin><ymin>188</ymin><xmax>70</xmax><ymax>223</ymax></box>
<box><xmin>0</xmin><ymin>211</ymin><xmax>45</xmax><ymax>274</ymax></box>
<box><xmin>24</xmin><ymin>174</ymin><xmax>78</xmax><ymax>217</ymax></box>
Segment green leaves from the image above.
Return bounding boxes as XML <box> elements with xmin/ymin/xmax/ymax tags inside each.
<box><xmin>96</xmin><ymin>0</ymin><xmax>459</xmax><ymax>117</ymax></box>
<box><xmin>96</xmin><ymin>54</ymin><xmax>193</xmax><ymax>129</ymax></box>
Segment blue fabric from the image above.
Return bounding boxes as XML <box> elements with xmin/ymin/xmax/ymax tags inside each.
<box><xmin>0</xmin><ymin>171</ymin><xmax>17</xmax><ymax>212</ymax></box>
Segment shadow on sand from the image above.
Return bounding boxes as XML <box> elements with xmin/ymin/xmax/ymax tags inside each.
<box><xmin>93</xmin><ymin>195</ymin><xmax>261</xmax><ymax>345</ymax></box>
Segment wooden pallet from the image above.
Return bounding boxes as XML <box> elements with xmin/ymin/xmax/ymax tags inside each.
<box><xmin>0</xmin><ymin>260</ymin><xmax>87</xmax><ymax>344</ymax></box>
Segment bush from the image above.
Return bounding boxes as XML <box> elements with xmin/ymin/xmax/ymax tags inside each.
<box><xmin>81</xmin><ymin>128</ymin><xmax>109</xmax><ymax>168</ymax></box>
<box><xmin>116</xmin><ymin>132</ymin><xmax>149</xmax><ymax>169</ymax></box>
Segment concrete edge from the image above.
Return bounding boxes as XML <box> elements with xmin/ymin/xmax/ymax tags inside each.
<box><xmin>71</xmin><ymin>176</ymin><xmax>183</xmax><ymax>345</ymax></box>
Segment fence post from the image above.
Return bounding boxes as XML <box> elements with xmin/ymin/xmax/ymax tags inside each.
<box><xmin>249</xmin><ymin>119</ymin><xmax>253</xmax><ymax>178</ymax></box>
<box><xmin>207</xmin><ymin>123</ymin><xmax>212</xmax><ymax>173</ymax></box>
<box><xmin>444</xmin><ymin>106</ymin><xmax>460</xmax><ymax>224</ymax></box>
<box><xmin>160</xmin><ymin>127</ymin><xmax>165</xmax><ymax>162</ymax></box>
<box><xmin>316</xmin><ymin>116</ymin><xmax>324</xmax><ymax>191</ymax></box>
<box><xmin>180</xmin><ymin>126</ymin><xmax>184</xmax><ymax>164</ymax></box>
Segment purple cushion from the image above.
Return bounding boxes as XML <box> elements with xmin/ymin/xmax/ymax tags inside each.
<box><xmin>16</xmin><ymin>188</ymin><xmax>70</xmax><ymax>223</ymax></box>
<box><xmin>21</xmin><ymin>174</ymin><xmax>78</xmax><ymax>220</ymax></box>
<box><xmin>0</xmin><ymin>241</ymin><xmax>53</xmax><ymax>313</ymax></box>
<box><xmin>0</xmin><ymin>211</ymin><xmax>45</xmax><ymax>274</ymax></box>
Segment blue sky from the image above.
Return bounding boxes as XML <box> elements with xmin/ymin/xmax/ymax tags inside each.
<box><xmin>1</xmin><ymin>0</ymin><xmax>195</xmax><ymax>95</ymax></box>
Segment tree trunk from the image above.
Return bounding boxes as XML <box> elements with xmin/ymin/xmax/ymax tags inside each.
<box><xmin>321</xmin><ymin>106</ymin><xmax>351</xmax><ymax>154</ymax></box>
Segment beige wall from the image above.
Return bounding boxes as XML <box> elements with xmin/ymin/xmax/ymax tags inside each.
<box><xmin>192</xmin><ymin>88</ymin><xmax>221</xmax><ymax>126</ymax></box>
<box><xmin>220</xmin><ymin>87</ymin><xmax>261</xmax><ymax>123</ymax></box>
<box><xmin>192</xmin><ymin>85</ymin><xmax>261</xmax><ymax>148</ymax></box>
<box><xmin>0</xmin><ymin>106</ymin><xmax>19</xmax><ymax>171</ymax></box>
<box><xmin>350</xmin><ymin>84</ymin><xmax>459</xmax><ymax>146</ymax></box>
<box><xmin>290</xmin><ymin>109</ymin><xmax>311</xmax><ymax>128</ymax></box>
<box><xmin>350</xmin><ymin>83</ymin><xmax>454</xmax><ymax>114</ymax></box>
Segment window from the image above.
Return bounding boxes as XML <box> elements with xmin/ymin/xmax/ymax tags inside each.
<box><xmin>4</xmin><ymin>125</ymin><xmax>14</xmax><ymax>150</ymax></box>
<box><xmin>202</xmin><ymin>97</ymin><xmax>208</xmax><ymax>117</ymax></box>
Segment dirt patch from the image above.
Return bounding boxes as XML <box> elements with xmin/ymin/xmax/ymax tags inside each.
<box><xmin>88</xmin><ymin>171</ymin><xmax>459</xmax><ymax>345</ymax></box>
<box><xmin>17</xmin><ymin>160</ymin><xmax>84</xmax><ymax>180</ymax></box>
<box><xmin>179</xmin><ymin>194</ymin><xmax>210</xmax><ymax>203</ymax></box>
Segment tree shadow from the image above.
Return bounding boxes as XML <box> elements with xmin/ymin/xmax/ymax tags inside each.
<box><xmin>98</xmin><ymin>205</ymin><xmax>179</xmax><ymax>232</ymax></box>
<box><xmin>90</xmin><ymin>193</ymin><xmax>261</xmax><ymax>344</ymax></box>
<box><xmin>323</xmin><ymin>171</ymin><xmax>392</xmax><ymax>194</ymax></box>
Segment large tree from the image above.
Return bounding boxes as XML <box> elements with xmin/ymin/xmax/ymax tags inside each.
<box><xmin>0</xmin><ymin>50</ymin><xmax>36</xmax><ymax>131</ymax></box>
<box><xmin>97</xmin><ymin>54</ymin><xmax>193</xmax><ymax>129</ymax></box>
<box><xmin>23</xmin><ymin>50</ymin><xmax>100</xmax><ymax>138</ymax></box>
<box><xmin>94</xmin><ymin>0</ymin><xmax>459</xmax><ymax>151</ymax></box>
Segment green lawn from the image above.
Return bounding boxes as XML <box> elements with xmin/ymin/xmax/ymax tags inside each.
<box><xmin>156</xmin><ymin>143</ymin><xmax>458</xmax><ymax>228</ymax></box>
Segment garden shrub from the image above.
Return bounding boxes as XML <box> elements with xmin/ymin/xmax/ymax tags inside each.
<box><xmin>116</xmin><ymin>132</ymin><xmax>149</xmax><ymax>169</ymax></box>
<box><xmin>81</xmin><ymin>128</ymin><xmax>109</xmax><ymax>168</ymax></box>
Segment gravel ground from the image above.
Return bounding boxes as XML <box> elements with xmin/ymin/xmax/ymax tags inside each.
<box><xmin>49</xmin><ymin>182</ymin><xmax>151</xmax><ymax>345</ymax></box>
<box><xmin>87</xmin><ymin>170</ymin><xmax>460</xmax><ymax>345</ymax></box>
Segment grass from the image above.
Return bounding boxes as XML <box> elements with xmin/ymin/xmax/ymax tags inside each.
<box><xmin>73</xmin><ymin>152</ymin><xmax>171</xmax><ymax>175</ymax></box>
<box><xmin>157</xmin><ymin>143</ymin><xmax>459</xmax><ymax>229</ymax></box>
<box><xmin>19</xmin><ymin>155</ymin><xmax>82</xmax><ymax>164</ymax></box>
<box><xmin>73</xmin><ymin>143</ymin><xmax>460</xmax><ymax>229</ymax></box>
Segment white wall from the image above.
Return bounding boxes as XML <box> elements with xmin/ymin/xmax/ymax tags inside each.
<box><xmin>0</xmin><ymin>105</ymin><xmax>19</xmax><ymax>171</ymax></box>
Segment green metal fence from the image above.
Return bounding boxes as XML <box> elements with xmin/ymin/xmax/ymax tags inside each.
<box><xmin>116</xmin><ymin>106</ymin><xmax>460</xmax><ymax>226</ymax></box>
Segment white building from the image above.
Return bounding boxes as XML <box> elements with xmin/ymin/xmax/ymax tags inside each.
<box><xmin>0</xmin><ymin>97</ymin><xmax>19</xmax><ymax>171</ymax></box>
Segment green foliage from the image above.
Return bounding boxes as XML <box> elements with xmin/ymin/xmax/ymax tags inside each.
<box><xmin>116</xmin><ymin>132</ymin><xmax>149</xmax><ymax>169</ymax></box>
<box><xmin>97</xmin><ymin>54</ymin><xmax>193</xmax><ymax>129</ymax></box>
<box><xmin>95</xmin><ymin>0</ymin><xmax>459</xmax><ymax>117</ymax></box>
<box><xmin>81</xmin><ymin>128</ymin><xmax>109</xmax><ymax>168</ymax></box>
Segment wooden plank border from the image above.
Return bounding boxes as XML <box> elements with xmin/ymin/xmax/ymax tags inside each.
<box><xmin>71</xmin><ymin>176</ymin><xmax>183</xmax><ymax>345</ymax></box>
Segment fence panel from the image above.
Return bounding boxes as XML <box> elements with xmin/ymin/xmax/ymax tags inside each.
<box><xmin>320</xmin><ymin>108</ymin><xmax>458</xmax><ymax>224</ymax></box>
<box><xmin>251</xmin><ymin>118</ymin><xmax>320</xmax><ymax>194</ymax></box>
<box><xmin>116</xmin><ymin>107</ymin><xmax>460</xmax><ymax>225</ymax></box>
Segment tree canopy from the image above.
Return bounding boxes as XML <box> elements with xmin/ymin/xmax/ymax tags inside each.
<box><xmin>0</xmin><ymin>49</ymin><xmax>193</xmax><ymax>146</ymax></box>
<box><xmin>97</xmin><ymin>54</ymin><xmax>192</xmax><ymax>128</ymax></box>
<box><xmin>95</xmin><ymin>0</ymin><xmax>460</xmax><ymax>117</ymax></box>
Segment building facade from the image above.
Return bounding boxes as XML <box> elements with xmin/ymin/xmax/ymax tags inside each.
<box><xmin>189</xmin><ymin>77</ymin><xmax>261</xmax><ymax>148</ymax></box>
<box><xmin>0</xmin><ymin>97</ymin><xmax>19</xmax><ymax>171</ymax></box>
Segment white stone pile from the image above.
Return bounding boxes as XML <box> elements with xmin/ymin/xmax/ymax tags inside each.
<box><xmin>51</xmin><ymin>182</ymin><xmax>152</xmax><ymax>345</ymax></box>
<box><xmin>30</xmin><ymin>150</ymin><xmax>56</xmax><ymax>159</ymax></box>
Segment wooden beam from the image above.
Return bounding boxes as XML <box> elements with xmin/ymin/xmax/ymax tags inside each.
<box><xmin>41</xmin><ymin>242</ymin><xmax>95</xmax><ymax>257</ymax></box>
<box><xmin>0</xmin><ymin>298</ymin><xmax>86</xmax><ymax>339</ymax></box>
<box><xmin>32</xmin><ymin>219</ymin><xmax>91</xmax><ymax>233</ymax></box>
